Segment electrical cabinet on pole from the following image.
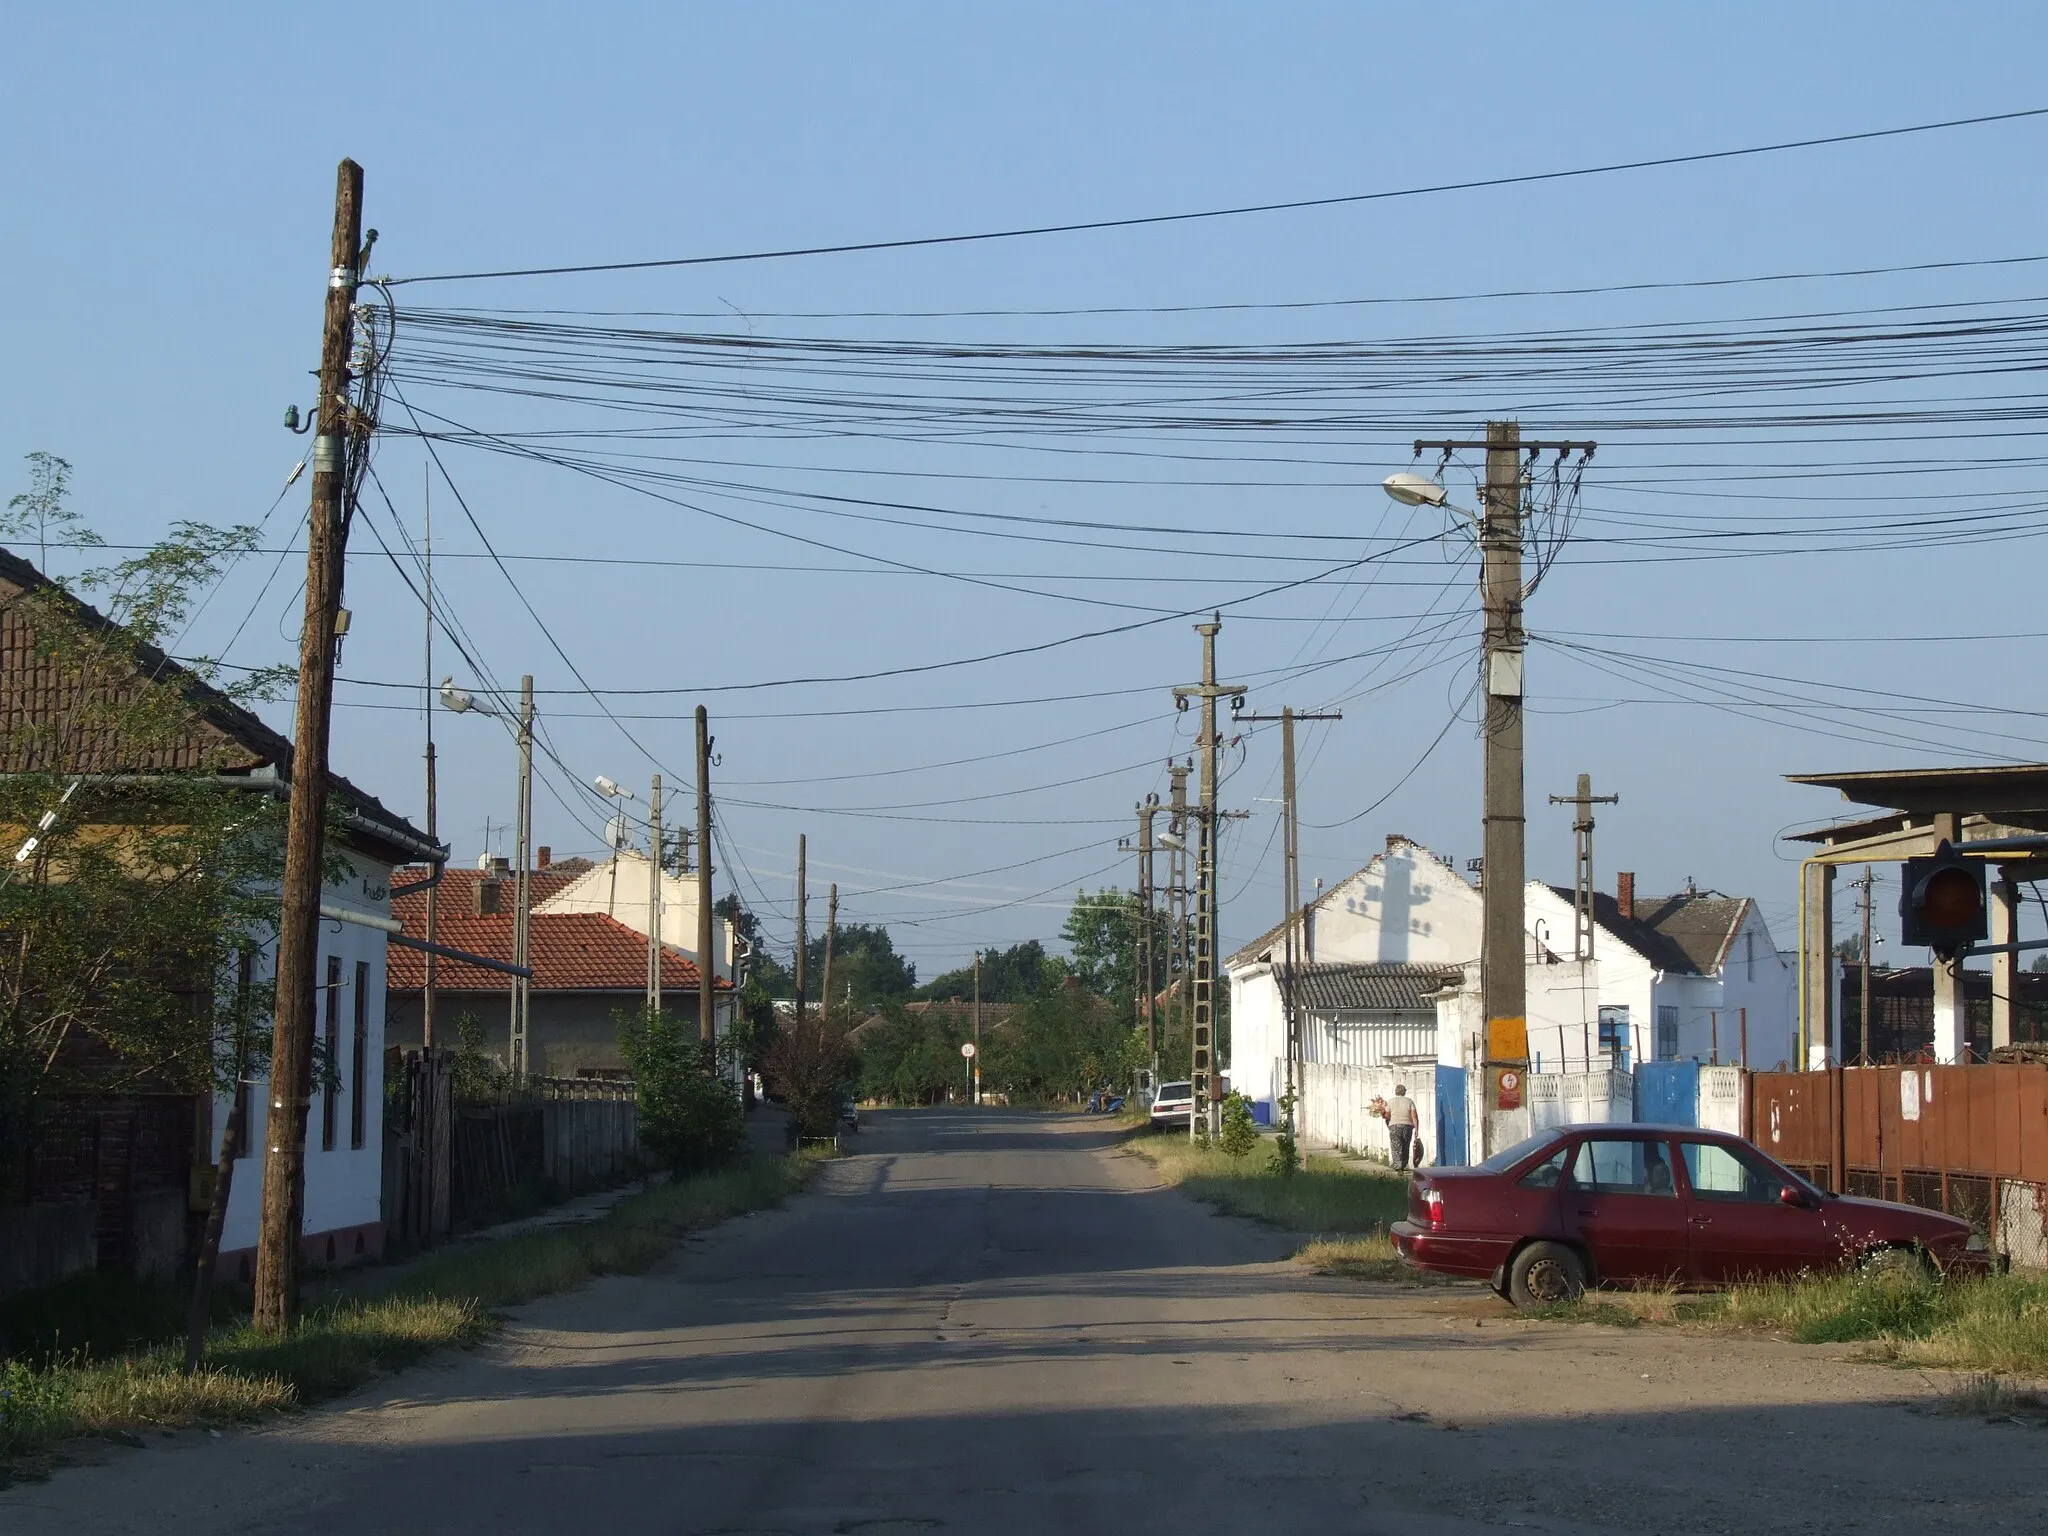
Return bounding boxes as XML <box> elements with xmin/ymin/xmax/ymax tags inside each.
<box><xmin>696</xmin><ymin>706</ymin><xmax>715</xmax><ymax>1049</ymax></box>
<box><xmin>1412</xmin><ymin>423</ymin><xmax>1594</xmax><ymax>1158</ymax></box>
<box><xmin>254</xmin><ymin>159</ymin><xmax>365</xmax><ymax>1335</ymax></box>
<box><xmin>1174</xmin><ymin>619</ymin><xmax>1246</xmax><ymax>1141</ymax></box>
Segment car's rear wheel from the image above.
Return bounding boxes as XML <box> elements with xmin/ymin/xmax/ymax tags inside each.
<box><xmin>1508</xmin><ymin>1241</ymin><xmax>1586</xmax><ymax>1309</ymax></box>
<box><xmin>1859</xmin><ymin>1244</ymin><xmax>1934</xmax><ymax>1282</ymax></box>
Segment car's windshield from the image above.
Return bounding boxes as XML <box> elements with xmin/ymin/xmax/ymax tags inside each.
<box><xmin>1158</xmin><ymin>1082</ymin><xmax>1192</xmax><ymax>1099</ymax></box>
<box><xmin>1475</xmin><ymin>1130</ymin><xmax>1568</xmax><ymax>1174</ymax></box>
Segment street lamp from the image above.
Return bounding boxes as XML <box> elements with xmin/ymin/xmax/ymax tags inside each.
<box><xmin>441</xmin><ymin>674</ymin><xmax>533</xmax><ymax>1078</ymax></box>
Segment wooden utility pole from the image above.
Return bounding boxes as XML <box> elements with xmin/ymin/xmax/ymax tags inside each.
<box><xmin>511</xmin><ymin>676</ymin><xmax>533</xmax><ymax>1077</ymax></box>
<box><xmin>253</xmin><ymin>159</ymin><xmax>364</xmax><ymax>1335</ymax></box>
<box><xmin>972</xmin><ymin>952</ymin><xmax>982</xmax><ymax>1105</ymax></box>
<box><xmin>1173</xmin><ymin>619</ymin><xmax>1246</xmax><ymax>1141</ymax></box>
<box><xmin>647</xmin><ymin>773</ymin><xmax>663</xmax><ymax>1014</ymax></box>
<box><xmin>696</xmin><ymin>706</ymin><xmax>715</xmax><ymax>1049</ymax></box>
<box><xmin>1414</xmin><ymin>424</ymin><xmax>1594</xmax><ymax>1156</ymax></box>
<box><xmin>1238</xmin><ymin>706</ymin><xmax>1341</xmax><ymax>1142</ymax></box>
<box><xmin>821</xmin><ymin>884</ymin><xmax>839</xmax><ymax>1023</ymax></box>
<box><xmin>793</xmin><ymin>834</ymin><xmax>808</xmax><ymax>1028</ymax></box>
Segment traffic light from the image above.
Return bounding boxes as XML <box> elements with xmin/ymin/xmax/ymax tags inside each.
<box><xmin>1898</xmin><ymin>840</ymin><xmax>1987</xmax><ymax>957</ymax></box>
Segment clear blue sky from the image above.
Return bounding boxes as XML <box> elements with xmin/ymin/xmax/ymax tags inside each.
<box><xmin>6</xmin><ymin>3</ymin><xmax>2047</xmax><ymax>975</ymax></box>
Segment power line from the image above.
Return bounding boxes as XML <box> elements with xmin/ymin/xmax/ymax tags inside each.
<box><xmin>386</xmin><ymin>105</ymin><xmax>2048</xmax><ymax>285</ymax></box>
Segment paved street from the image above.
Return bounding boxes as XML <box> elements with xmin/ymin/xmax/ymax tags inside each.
<box><xmin>8</xmin><ymin>1110</ymin><xmax>2045</xmax><ymax>1535</ymax></box>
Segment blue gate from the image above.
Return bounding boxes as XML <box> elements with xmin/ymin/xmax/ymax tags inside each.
<box><xmin>1434</xmin><ymin>1066</ymin><xmax>1469</xmax><ymax>1165</ymax></box>
<box><xmin>1634</xmin><ymin>1060</ymin><xmax>1699</xmax><ymax>1126</ymax></box>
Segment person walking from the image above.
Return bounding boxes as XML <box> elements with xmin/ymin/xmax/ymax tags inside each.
<box><xmin>1386</xmin><ymin>1084</ymin><xmax>1420</xmax><ymax>1171</ymax></box>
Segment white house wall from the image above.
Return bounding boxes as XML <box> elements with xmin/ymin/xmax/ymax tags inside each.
<box><xmin>213</xmin><ymin>850</ymin><xmax>392</xmax><ymax>1265</ymax></box>
<box><xmin>540</xmin><ymin>852</ymin><xmax>733</xmax><ymax>978</ymax></box>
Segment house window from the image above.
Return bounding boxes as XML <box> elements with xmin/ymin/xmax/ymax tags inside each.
<box><xmin>322</xmin><ymin>955</ymin><xmax>341</xmax><ymax>1151</ymax></box>
<box><xmin>1597</xmin><ymin>1005</ymin><xmax>1629</xmax><ymax>1065</ymax></box>
<box><xmin>350</xmin><ymin>960</ymin><xmax>369</xmax><ymax>1150</ymax></box>
<box><xmin>1656</xmin><ymin>1005</ymin><xmax>1680</xmax><ymax>1060</ymax></box>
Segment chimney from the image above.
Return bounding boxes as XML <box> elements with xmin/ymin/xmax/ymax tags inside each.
<box><xmin>492</xmin><ymin>856</ymin><xmax>510</xmax><ymax>877</ymax></box>
<box><xmin>475</xmin><ymin>876</ymin><xmax>503</xmax><ymax>916</ymax></box>
<box><xmin>537</xmin><ymin>845</ymin><xmax>552</xmax><ymax>870</ymax></box>
<box><xmin>1617</xmin><ymin>871</ymin><xmax>1635</xmax><ymax>922</ymax></box>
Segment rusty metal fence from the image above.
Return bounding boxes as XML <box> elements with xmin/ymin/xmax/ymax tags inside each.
<box><xmin>1749</xmin><ymin>1063</ymin><xmax>2048</xmax><ymax>1255</ymax></box>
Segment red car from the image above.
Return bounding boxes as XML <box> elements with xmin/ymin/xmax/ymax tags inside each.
<box><xmin>1390</xmin><ymin>1124</ymin><xmax>1986</xmax><ymax>1307</ymax></box>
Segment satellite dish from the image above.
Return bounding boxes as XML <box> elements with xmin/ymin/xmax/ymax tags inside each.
<box><xmin>605</xmin><ymin>814</ymin><xmax>632</xmax><ymax>851</ymax></box>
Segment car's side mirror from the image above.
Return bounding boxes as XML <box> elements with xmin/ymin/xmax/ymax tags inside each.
<box><xmin>1778</xmin><ymin>1185</ymin><xmax>1810</xmax><ymax>1209</ymax></box>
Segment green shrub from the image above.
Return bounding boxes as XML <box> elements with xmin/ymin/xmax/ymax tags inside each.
<box><xmin>617</xmin><ymin>1007</ymin><xmax>747</xmax><ymax>1174</ymax></box>
<box><xmin>1271</xmin><ymin>1086</ymin><xmax>1300</xmax><ymax>1178</ymax></box>
<box><xmin>1218</xmin><ymin>1091</ymin><xmax>1258</xmax><ymax>1159</ymax></box>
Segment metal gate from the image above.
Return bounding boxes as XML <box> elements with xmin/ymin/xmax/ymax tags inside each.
<box><xmin>1435</xmin><ymin>1065</ymin><xmax>1469</xmax><ymax>1166</ymax></box>
<box><xmin>1635</xmin><ymin>1061</ymin><xmax>1700</xmax><ymax>1126</ymax></box>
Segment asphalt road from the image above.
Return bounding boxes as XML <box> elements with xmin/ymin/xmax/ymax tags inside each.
<box><xmin>8</xmin><ymin>1109</ymin><xmax>2045</xmax><ymax>1534</ymax></box>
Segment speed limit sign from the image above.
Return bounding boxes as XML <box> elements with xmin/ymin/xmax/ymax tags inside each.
<box><xmin>960</xmin><ymin>1042</ymin><xmax>977</xmax><ymax>1059</ymax></box>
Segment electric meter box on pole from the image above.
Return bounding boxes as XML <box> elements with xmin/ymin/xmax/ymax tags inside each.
<box><xmin>1898</xmin><ymin>839</ymin><xmax>1987</xmax><ymax>955</ymax></box>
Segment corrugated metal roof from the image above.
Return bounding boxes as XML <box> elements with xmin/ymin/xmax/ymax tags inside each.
<box><xmin>1281</xmin><ymin>963</ymin><xmax>1460</xmax><ymax>1014</ymax></box>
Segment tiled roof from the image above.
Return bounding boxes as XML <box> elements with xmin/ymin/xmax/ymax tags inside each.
<box><xmin>1281</xmin><ymin>963</ymin><xmax>1461</xmax><ymax>1013</ymax></box>
<box><xmin>1557</xmin><ymin>889</ymin><xmax>1750</xmax><ymax>976</ymax></box>
<box><xmin>388</xmin><ymin>867</ymin><xmax>728</xmax><ymax>993</ymax></box>
<box><xmin>0</xmin><ymin>544</ymin><xmax>432</xmax><ymax>855</ymax></box>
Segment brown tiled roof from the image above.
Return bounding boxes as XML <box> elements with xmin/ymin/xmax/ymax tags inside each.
<box><xmin>388</xmin><ymin>866</ymin><xmax>729</xmax><ymax>994</ymax></box>
<box><xmin>0</xmin><ymin>544</ymin><xmax>431</xmax><ymax>854</ymax></box>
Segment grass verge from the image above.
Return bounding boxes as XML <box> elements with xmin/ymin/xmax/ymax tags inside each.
<box><xmin>1538</xmin><ymin>1268</ymin><xmax>2048</xmax><ymax>1380</ymax></box>
<box><xmin>0</xmin><ymin>1153</ymin><xmax>819</xmax><ymax>1481</ymax></box>
<box><xmin>1124</xmin><ymin>1128</ymin><xmax>1429</xmax><ymax>1287</ymax></box>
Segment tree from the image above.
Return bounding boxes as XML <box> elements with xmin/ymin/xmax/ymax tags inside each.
<box><xmin>2</xmin><ymin>461</ymin><xmax>290</xmax><ymax>1203</ymax></box>
<box><xmin>763</xmin><ymin>1011</ymin><xmax>856</xmax><ymax>1140</ymax></box>
<box><xmin>1061</xmin><ymin>886</ymin><xmax>1166</xmax><ymax>1024</ymax></box>
<box><xmin>921</xmin><ymin>940</ymin><xmax>1054</xmax><ymax>1003</ymax></box>
<box><xmin>803</xmin><ymin>922</ymin><xmax>915</xmax><ymax>1011</ymax></box>
<box><xmin>617</xmin><ymin>1006</ymin><xmax>744</xmax><ymax>1173</ymax></box>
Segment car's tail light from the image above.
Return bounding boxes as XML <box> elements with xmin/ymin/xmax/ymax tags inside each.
<box><xmin>1423</xmin><ymin>1187</ymin><xmax>1445</xmax><ymax>1229</ymax></box>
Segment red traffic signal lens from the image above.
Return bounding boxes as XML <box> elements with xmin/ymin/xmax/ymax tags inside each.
<box><xmin>1919</xmin><ymin>865</ymin><xmax>1983</xmax><ymax>930</ymax></box>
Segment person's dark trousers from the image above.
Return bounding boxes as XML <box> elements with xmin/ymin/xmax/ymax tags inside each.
<box><xmin>1390</xmin><ymin>1123</ymin><xmax>1414</xmax><ymax>1171</ymax></box>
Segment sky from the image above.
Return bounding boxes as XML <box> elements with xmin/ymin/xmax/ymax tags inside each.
<box><xmin>5</xmin><ymin>3</ymin><xmax>2047</xmax><ymax>979</ymax></box>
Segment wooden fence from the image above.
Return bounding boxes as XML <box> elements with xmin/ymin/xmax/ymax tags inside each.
<box><xmin>383</xmin><ymin>1055</ymin><xmax>637</xmax><ymax>1244</ymax></box>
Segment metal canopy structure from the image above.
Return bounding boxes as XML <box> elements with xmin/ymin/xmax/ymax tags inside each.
<box><xmin>1786</xmin><ymin>763</ymin><xmax>2048</xmax><ymax>1065</ymax></box>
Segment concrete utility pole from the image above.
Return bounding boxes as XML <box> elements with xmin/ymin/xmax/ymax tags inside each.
<box><xmin>512</xmin><ymin>676</ymin><xmax>534</xmax><ymax>1077</ymax></box>
<box><xmin>1239</xmin><ymin>707</ymin><xmax>1341</xmax><ymax>1142</ymax></box>
<box><xmin>696</xmin><ymin>706</ymin><xmax>715</xmax><ymax>1049</ymax></box>
<box><xmin>1165</xmin><ymin>760</ymin><xmax>1191</xmax><ymax>1091</ymax></box>
<box><xmin>972</xmin><ymin>952</ymin><xmax>982</xmax><ymax>1105</ymax></box>
<box><xmin>647</xmin><ymin>773</ymin><xmax>663</xmax><ymax>1015</ymax></box>
<box><xmin>1413</xmin><ymin>423</ymin><xmax>1595</xmax><ymax>1157</ymax></box>
<box><xmin>1849</xmin><ymin>865</ymin><xmax>1876</xmax><ymax>1064</ymax></box>
<box><xmin>821</xmin><ymin>884</ymin><xmax>839</xmax><ymax>1024</ymax></box>
<box><xmin>422</xmin><ymin>471</ymin><xmax>438</xmax><ymax>1049</ymax></box>
<box><xmin>1548</xmin><ymin>774</ymin><xmax>1619</xmax><ymax>963</ymax></box>
<box><xmin>1174</xmin><ymin>618</ymin><xmax>1247</xmax><ymax>1141</ymax></box>
<box><xmin>255</xmin><ymin>158</ymin><xmax>365</xmax><ymax>1335</ymax></box>
<box><xmin>1129</xmin><ymin>797</ymin><xmax>1161</xmax><ymax>1071</ymax></box>
<box><xmin>794</xmin><ymin>833</ymin><xmax>808</xmax><ymax>1029</ymax></box>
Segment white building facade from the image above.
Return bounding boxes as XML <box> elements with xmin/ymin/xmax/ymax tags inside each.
<box><xmin>1226</xmin><ymin>836</ymin><xmax>1797</xmax><ymax>1125</ymax></box>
